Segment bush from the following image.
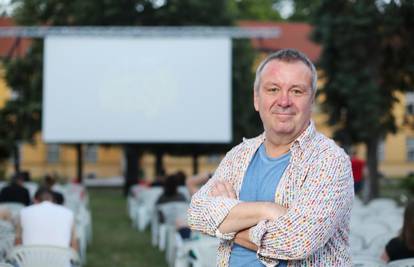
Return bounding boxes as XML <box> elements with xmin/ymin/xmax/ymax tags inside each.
<box><xmin>401</xmin><ymin>174</ymin><xmax>414</xmax><ymax>194</ymax></box>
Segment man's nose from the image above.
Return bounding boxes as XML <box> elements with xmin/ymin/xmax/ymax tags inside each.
<box><xmin>276</xmin><ymin>90</ymin><xmax>291</xmax><ymax>107</ymax></box>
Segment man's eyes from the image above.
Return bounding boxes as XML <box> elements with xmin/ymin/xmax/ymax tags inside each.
<box><xmin>267</xmin><ymin>87</ymin><xmax>280</xmax><ymax>92</ymax></box>
<box><xmin>291</xmin><ymin>89</ymin><xmax>304</xmax><ymax>95</ymax></box>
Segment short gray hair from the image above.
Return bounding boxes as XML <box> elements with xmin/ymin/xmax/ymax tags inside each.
<box><xmin>253</xmin><ymin>49</ymin><xmax>317</xmax><ymax>93</ymax></box>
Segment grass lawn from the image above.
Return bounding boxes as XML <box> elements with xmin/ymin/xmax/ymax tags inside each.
<box><xmin>84</xmin><ymin>188</ymin><xmax>167</xmax><ymax>267</ymax></box>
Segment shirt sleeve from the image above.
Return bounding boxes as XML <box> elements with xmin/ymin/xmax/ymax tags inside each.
<box><xmin>187</xmin><ymin>147</ymin><xmax>242</xmax><ymax>240</ymax></box>
<box><xmin>249</xmin><ymin>152</ymin><xmax>354</xmax><ymax>261</ymax></box>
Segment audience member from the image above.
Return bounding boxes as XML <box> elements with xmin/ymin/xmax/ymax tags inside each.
<box><xmin>351</xmin><ymin>151</ymin><xmax>366</xmax><ymax>194</ymax></box>
<box><xmin>174</xmin><ymin>170</ymin><xmax>187</xmax><ymax>186</ymax></box>
<box><xmin>0</xmin><ymin>173</ymin><xmax>31</xmax><ymax>206</ymax></box>
<box><xmin>15</xmin><ymin>187</ymin><xmax>78</xmax><ymax>251</ymax></box>
<box><xmin>156</xmin><ymin>174</ymin><xmax>186</xmax><ymax>205</ymax></box>
<box><xmin>382</xmin><ymin>200</ymin><xmax>414</xmax><ymax>262</ymax></box>
<box><xmin>44</xmin><ymin>174</ymin><xmax>65</xmax><ymax>205</ymax></box>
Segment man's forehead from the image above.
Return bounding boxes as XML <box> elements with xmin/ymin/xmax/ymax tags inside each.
<box><xmin>260</xmin><ymin>60</ymin><xmax>312</xmax><ymax>86</ymax></box>
<box><xmin>261</xmin><ymin>59</ymin><xmax>310</xmax><ymax>74</ymax></box>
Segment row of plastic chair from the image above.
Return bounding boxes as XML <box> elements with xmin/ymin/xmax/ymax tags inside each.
<box><xmin>353</xmin><ymin>255</ymin><xmax>414</xmax><ymax>267</ymax></box>
<box><xmin>128</xmin><ymin>185</ymin><xmax>190</xmax><ymax>231</ymax></box>
<box><xmin>4</xmin><ymin>245</ymin><xmax>80</xmax><ymax>267</ymax></box>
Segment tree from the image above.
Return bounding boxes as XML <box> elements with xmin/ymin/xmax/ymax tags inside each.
<box><xmin>232</xmin><ymin>0</ymin><xmax>281</xmax><ymax>21</ymax></box>
<box><xmin>312</xmin><ymin>0</ymin><xmax>414</xmax><ymax>201</ymax></box>
<box><xmin>1</xmin><ymin>41</ymin><xmax>43</xmax><ymax>173</ymax></box>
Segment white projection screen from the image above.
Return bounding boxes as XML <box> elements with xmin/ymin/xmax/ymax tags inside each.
<box><xmin>43</xmin><ymin>36</ymin><xmax>232</xmax><ymax>143</ymax></box>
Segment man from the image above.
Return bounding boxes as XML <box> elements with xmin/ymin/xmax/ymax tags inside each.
<box><xmin>15</xmin><ymin>187</ymin><xmax>78</xmax><ymax>251</ymax></box>
<box><xmin>0</xmin><ymin>173</ymin><xmax>31</xmax><ymax>206</ymax></box>
<box><xmin>188</xmin><ymin>49</ymin><xmax>354</xmax><ymax>266</ymax></box>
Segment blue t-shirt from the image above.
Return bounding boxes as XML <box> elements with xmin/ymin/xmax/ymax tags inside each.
<box><xmin>229</xmin><ymin>144</ymin><xmax>290</xmax><ymax>267</ymax></box>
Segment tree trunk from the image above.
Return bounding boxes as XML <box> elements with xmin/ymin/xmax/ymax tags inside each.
<box><xmin>76</xmin><ymin>144</ymin><xmax>83</xmax><ymax>183</ymax></box>
<box><xmin>123</xmin><ymin>144</ymin><xmax>139</xmax><ymax>196</ymax></box>
<box><xmin>192</xmin><ymin>153</ymin><xmax>199</xmax><ymax>175</ymax></box>
<box><xmin>13</xmin><ymin>143</ymin><xmax>20</xmax><ymax>174</ymax></box>
<box><xmin>363</xmin><ymin>138</ymin><xmax>380</xmax><ymax>202</ymax></box>
<box><xmin>155</xmin><ymin>150</ymin><xmax>164</xmax><ymax>176</ymax></box>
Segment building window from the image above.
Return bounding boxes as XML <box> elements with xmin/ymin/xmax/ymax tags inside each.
<box><xmin>406</xmin><ymin>93</ymin><xmax>414</xmax><ymax>115</ymax></box>
<box><xmin>407</xmin><ymin>138</ymin><xmax>414</xmax><ymax>162</ymax></box>
<box><xmin>84</xmin><ymin>145</ymin><xmax>98</xmax><ymax>163</ymax></box>
<box><xmin>47</xmin><ymin>144</ymin><xmax>60</xmax><ymax>163</ymax></box>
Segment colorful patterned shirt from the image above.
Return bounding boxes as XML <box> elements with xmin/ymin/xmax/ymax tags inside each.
<box><xmin>188</xmin><ymin>122</ymin><xmax>354</xmax><ymax>266</ymax></box>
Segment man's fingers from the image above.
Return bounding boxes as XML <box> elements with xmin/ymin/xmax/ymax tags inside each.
<box><xmin>223</xmin><ymin>181</ymin><xmax>236</xmax><ymax>199</ymax></box>
<box><xmin>209</xmin><ymin>181</ymin><xmax>236</xmax><ymax>199</ymax></box>
<box><xmin>216</xmin><ymin>182</ymin><xmax>229</xmax><ymax>197</ymax></box>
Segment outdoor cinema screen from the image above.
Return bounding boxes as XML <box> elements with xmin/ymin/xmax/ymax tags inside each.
<box><xmin>43</xmin><ymin>36</ymin><xmax>232</xmax><ymax>143</ymax></box>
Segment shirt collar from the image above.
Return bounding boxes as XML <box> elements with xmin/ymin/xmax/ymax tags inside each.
<box><xmin>291</xmin><ymin>120</ymin><xmax>316</xmax><ymax>152</ymax></box>
<box><xmin>258</xmin><ymin>120</ymin><xmax>316</xmax><ymax>152</ymax></box>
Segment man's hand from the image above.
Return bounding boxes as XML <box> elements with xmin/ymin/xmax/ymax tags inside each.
<box><xmin>209</xmin><ymin>180</ymin><xmax>236</xmax><ymax>199</ymax></box>
<box><xmin>262</xmin><ymin>202</ymin><xmax>288</xmax><ymax>221</ymax></box>
<box><xmin>234</xmin><ymin>228</ymin><xmax>258</xmax><ymax>251</ymax></box>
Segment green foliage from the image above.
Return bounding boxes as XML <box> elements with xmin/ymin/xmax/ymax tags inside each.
<box><xmin>312</xmin><ymin>0</ymin><xmax>414</xmax><ymax>199</ymax></box>
<box><xmin>0</xmin><ymin>40</ymin><xmax>43</xmax><ymax>163</ymax></box>
<box><xmin>232</xmin><ymin>39</ymin><xmax>261</xmax><ymax>144</ymax></box>
<box><xmin>285</xmin><ymin>0</ymin><xmax>321</xmax><ymax>22</ymax></box>
<box><xmin>232</xmin><ymin>0</ymin><xmax>281</xmax><ymax>21</ymax></box>
<box><xmin>401</xmin><ymin>174</ymin><xmax>414</xmax><ymax>195</ymax></box>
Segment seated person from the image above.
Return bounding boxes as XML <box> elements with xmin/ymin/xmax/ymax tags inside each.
<box><xmin>15</xmin><ymin>187</ymin><xmax>78</xmax><ymax>251</ymax></box>
<box><xmin>156</xmin><ymin>174</ymin><xmax>187</xmax><ymax>205</ymax></box>
<box><xmin>44</xmin><ymin>174</ymin><xmax>65</xmax><ymax>205</ymax></box>
<box><xmin>156</xmin><ymin>174</ymin><xmax>187</xmax><ymax>224</ymax></box>
<box><xmin>0</xmin><ymin>173</ymin><xmax>31</xmax><ymax>206</ymax></box>
<box><xmin>382</xmin><ymin>200</ymin><xmax>414</xmax><ymax>262</ymax></box>
<box><xmin>174</xmin><ymin>170</ymin><xmax>187</xmax><ymax>186</ymax></box>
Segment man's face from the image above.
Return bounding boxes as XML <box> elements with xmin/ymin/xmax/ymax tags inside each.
<box><xmin>254</xmin><ymin>60</ymin><xmax>314</xmax><ymax>141</ymax></box>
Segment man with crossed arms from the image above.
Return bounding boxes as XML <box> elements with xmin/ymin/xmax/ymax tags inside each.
<box><xmin>188</xmin><ymin>49</ymin><xmax>353</xmax><ymax>266</ymax></box>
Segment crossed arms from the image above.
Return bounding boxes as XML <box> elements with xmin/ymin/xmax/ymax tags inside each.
<box><xmin>187</xmin><ymin>147</ymin><xmax>353</xmax><ymax>261</ymax></box>
<box><xmin>210</xmin><ymin>180</ymin><xmax>287</xmax><ymax>251</ymax></box>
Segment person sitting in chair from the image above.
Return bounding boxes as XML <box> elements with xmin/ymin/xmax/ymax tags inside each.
<box><xmin>15</xmin><ymin>187</ymin><xmax>78</xmax><ymax>251</ymax></box>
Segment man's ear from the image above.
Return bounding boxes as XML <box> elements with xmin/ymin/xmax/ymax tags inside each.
<box><xmin>253</xmin><ymin>89</ymin><xmax>259</xmax><ymax>112</ymax></box>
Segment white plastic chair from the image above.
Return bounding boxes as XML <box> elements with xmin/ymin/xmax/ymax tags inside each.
<box><xmin>387</xmin><ymin>259</ymin><xmax>414</xmax><ymax>267</ymax></box>
<box><xmin>0</xmin><ymin>203</ymin><xmax>24</xmax><ymax>221</ymax></box>
<box><xmin>177</xmin><ymin>186</ymin><xmax>191</xmax><ymax>201</ymax></box>
<box><xmin>365</xmin><ymin>233</ymin><xmax>395</xmax><ymax>258</ymax></box>
<box><xmin>367</xmin><ymin>198</ymin><xmax>397</xmax><ymax>213</ymax></box>
<box><xmin>352</xmin><ymin>222</ymin><xmax>389</xmax><ymax>245</ymax></box>
<box><xmin>350</xmin><ymin>233</ymin><xmax>365</xmax><ymax>256</ymax></box>
<box><xmin>0</xmin><ymin>233</ymin><xmax>15</xmax><ymax>262</ymax></box>
<box><xmin>134</xmin><ymin>187</ymin><xmax>162</xmax><ymax>231</ymax></box>
<box><xmin>8</xmin><ymin>245</ymin><xmax>81</xmax><ymax>267</ymax></box>
<box><xmin>0</xmin><ymin>220</ymin><xmax>14</xmax><ymax>234</ymax></box>
<box><xmin>353</xmin><ymin>255</ymin><xmax>386</xmax><ymax>267</ymax></box>
<box><xmin>23</xmin><ymin>182</ymin><xmax>38</xmax><ymax>199</ymax></box>
<box><xmin>157</xmin><ymin>202</ymin><xmax>189</xmax><ymax>251</ymax></box>
<box><xmin>189</xmin><ymin>236</ymin><xmax>220</xmax><ymax>267</ymax></box>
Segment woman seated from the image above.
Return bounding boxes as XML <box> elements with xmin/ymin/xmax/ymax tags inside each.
<box><xmin>382</xmin><ymin>200</ymin><xmax>414</xmax><ymax>262</ymax></box>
